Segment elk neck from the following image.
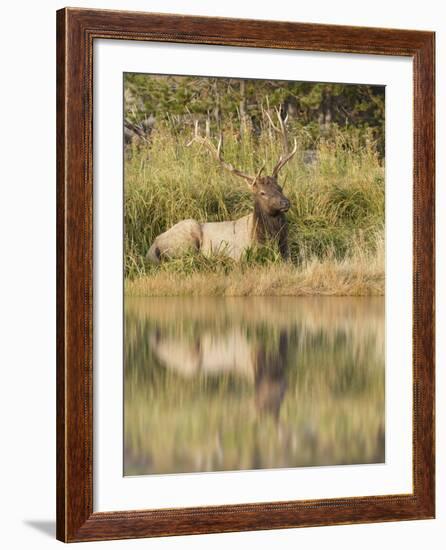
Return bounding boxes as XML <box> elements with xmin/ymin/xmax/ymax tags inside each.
<box><xmin>252</xmin><ymin>200</ymin><xmax>287</xmax><ymax>244</ymax></box>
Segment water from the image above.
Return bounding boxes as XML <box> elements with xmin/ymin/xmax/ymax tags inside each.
<box><xmin>124</xmin><ymin>296</ymin><xmax>385</xmax><ymax>476</ymax></box>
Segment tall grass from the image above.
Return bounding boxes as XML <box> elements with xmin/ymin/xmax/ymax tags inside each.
<box><xmin>125</xmin><ymin>122</ymin><xmax>384</xmax><ymax>295</ymax></box>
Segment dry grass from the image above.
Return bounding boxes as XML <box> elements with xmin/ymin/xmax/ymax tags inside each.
<box><xmin>125</xmin><ymin>241</ymin><xmax>384</xmax><ymax>296</ymax></box>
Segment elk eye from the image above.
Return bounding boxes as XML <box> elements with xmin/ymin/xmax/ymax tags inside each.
<box><xmin>260</xmin><ymin>191</ymin><xmax>267</xmax><ymax>196</ymax></box>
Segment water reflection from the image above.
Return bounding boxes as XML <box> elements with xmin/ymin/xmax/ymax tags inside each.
<box><xmin>124</xmin><ymin>297</ymin><xmax>385</xmax><ymax>475</ymax></box>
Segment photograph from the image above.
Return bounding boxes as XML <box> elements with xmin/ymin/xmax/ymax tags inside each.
<box><xmin>54</xmin><ymin>8</ymin><xmax>435</xmax><ymax>538</ymax></box>
<box><xmin>1</xmin><ymin>0</ymin><xmax>439</xmax><ymax>546</ymax></box>
<box><xmin>123</xmin><ymin>74</ymin><xmax>386</xmax><ymax>476</ymax></box>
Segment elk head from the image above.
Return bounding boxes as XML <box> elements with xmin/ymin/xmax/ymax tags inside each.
<box><xmin>187</xmin><ymin>112</ymin><xmax>297</xmax><ymax>217</ymax></box>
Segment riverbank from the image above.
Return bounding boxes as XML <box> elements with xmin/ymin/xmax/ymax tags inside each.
<box><xmin>125</xmin><ymin>253</ymin><xmax>384</xmax><ymax>297</ymax></box>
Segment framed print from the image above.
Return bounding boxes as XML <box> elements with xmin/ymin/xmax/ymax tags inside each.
<box><xmin>56</xmin><ymin>7</ymin><xmax>435</xmax><ymax>542</ymax></box>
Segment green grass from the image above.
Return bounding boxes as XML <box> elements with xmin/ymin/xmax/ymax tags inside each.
<box><xmin>125</xmin><ymin>122</ymin><xmax>384</xmax><ymax>295</ymax></box>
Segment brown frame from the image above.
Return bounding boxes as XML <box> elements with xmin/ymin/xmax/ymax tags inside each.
<box><xmin>56</xmin><ymin>7</ymin><xmax>435</xmax><ymax>543</ymax></box>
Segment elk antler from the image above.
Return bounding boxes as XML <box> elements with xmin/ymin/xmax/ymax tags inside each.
<box><xmin>187</xmin><ymin>121</ymin><xmax>259</xmax><ymax>185</ymax></box>
<box><xmin>265</xmin><ymin>107</ymin><xmax>298</xmax><ymax>177</ymax></box>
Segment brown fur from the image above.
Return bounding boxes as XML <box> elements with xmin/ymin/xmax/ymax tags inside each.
<box><xmin>253</xmin><ymin>196</ymin><xmax>289</xmax><ymax>260</ymax></box>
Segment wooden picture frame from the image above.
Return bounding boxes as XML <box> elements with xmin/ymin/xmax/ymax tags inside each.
<box><xmin>56</xmin><ymin>7</ymin><xmax>435</xmax><ymax>542</ymax></box>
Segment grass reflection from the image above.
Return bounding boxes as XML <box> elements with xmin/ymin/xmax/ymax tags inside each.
<box><xmin>124</xmin><ymin>297</ymin><xmax>384</xmax><ymax>475</ymax></box>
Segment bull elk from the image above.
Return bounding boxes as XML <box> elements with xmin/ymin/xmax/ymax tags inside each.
<box><xmin>146</xmin><ymin>111</ymin><xmax>297</xmax><ymax>263</ymax></box>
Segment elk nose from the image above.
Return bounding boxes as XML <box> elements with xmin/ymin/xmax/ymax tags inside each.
<box><xmin>280</xmin><ymin>199</ymin><xmax>290</xmax><ymax>211</ymax></box>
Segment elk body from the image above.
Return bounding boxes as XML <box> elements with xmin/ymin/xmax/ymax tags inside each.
<box><xmin>146</xmin><ymin>115</ymin><xmax>297</xmax><ymax>264</ymax></box>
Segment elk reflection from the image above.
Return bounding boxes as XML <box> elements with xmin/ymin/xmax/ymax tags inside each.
<box><xmin>254</xmin><ymin>331</ymin><xmax>288</xmax><ymax>420</ymax></box>
<box><xmin>150</xmin><ymin>327</ymin><xmax>290</xmax><ymax>421</ymax></box>
<box><xmin>125</xmin><ymin>297</ymin><xmax>385</xmax><ymax>475</ymax></box>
